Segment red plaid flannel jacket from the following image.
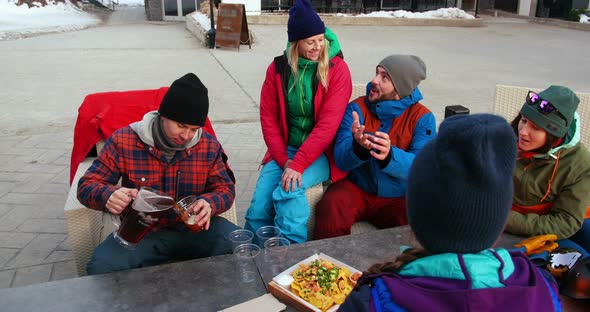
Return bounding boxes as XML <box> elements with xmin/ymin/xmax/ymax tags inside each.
<box><xmin>77</xmin><ymin>126</ymin><xmax>235</xmax><ymax>229</ymax></box>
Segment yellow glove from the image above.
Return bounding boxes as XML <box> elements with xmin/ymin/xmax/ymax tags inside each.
<box><xmin>514</xmin><ymin>234</ymin><xmax>559</xmax><ymax>255</ymax></box>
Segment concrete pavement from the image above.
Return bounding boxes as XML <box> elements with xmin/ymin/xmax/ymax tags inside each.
<box><xmin>0</xmin><ymin>6</ymin><xmax>589</xmax><ymax>289</ymax></box>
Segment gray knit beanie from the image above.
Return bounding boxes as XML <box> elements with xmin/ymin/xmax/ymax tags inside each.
<box><xmin>378</xmin><ymin>55</ymin><xmax>426</xmax><ymax>98</ymax></box>
<box><xmin>407</xmin><ymin>114</ymin><xmax>517</xmax><ymax>254</ymax></box>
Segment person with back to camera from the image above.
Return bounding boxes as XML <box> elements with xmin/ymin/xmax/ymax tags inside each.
<box><xmin>339</xmin><ymin>114</ymin><xmax>561</xmax><ymax>311</ymax></box>
<box><xmin>78</xmin><ymin>73</ymin><xmax>239</xmax><ymax>275</ymax></box>
<box><xmin>313</xmin><ymin>54</ymin><xmax>436</xmax><ymax>239</ymax></box>
<box><xmin>244</xmin><ymin>0</ymin><xmax>352</xmax><ymax>243</ymax></box>
<box><xmin>504</xmin><ymin>85</ymin><xmax>590</xmax><ymax>253</ymax></box>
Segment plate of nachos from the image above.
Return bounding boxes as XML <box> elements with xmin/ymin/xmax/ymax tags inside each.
<box><xmin>271</xmin><ymin>253</ymin><xmax>361</xmax><ymax>312</ymax></box>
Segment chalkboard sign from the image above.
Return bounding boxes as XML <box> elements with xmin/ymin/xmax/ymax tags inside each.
<box><xmin>215</xmin><ymin>3</ymin><xmax>251</xmax><ymax>50</ymax></box>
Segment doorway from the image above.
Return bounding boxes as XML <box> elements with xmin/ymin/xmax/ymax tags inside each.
<box><xmin>163</xmin><ymin>0</ymin><xmax>199</xmax><ymax>21</ymax></box>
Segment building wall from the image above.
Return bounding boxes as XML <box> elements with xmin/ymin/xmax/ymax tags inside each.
<box><xmin>146</xmin><ymin>0</ymin><xmax>164</xmax><ymax>21</ymax></box>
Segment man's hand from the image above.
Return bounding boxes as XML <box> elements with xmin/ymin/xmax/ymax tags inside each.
<box><xmin>281</xmin><ymin>167</ymin><xmax>302</xmax><ymax>192</ymax></box>
<box><xmin>352</xmin><ymin>111</ymin><xmax>372</xmax><ymax>150</ymax></box>
<box><xmin>106</xmin><ymin>187</ymin><xmax>138</xmax><ymax>215</ymax></box>
<box><xmin>368</xmin><ymin>131</ymin><xmax>391</xmax><ymax>160</ymax></box>
<box><xmin>189</xmin><ymin>199</ymin><xmax>212</xmax><ymax>231</ymax></box>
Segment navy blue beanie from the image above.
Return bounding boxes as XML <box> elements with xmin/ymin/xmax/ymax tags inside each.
<box><xmin>159</xmin><ymin>73</ymin><xmax>209</xmax><ymax>126</ymax></box>
<box><xmin>287</xmin><ymin>0</ymin><xmax>325</xmax><ymax>42</ymax></box>
<box><xmin>407</xmin><ymin>114</ymin><xmax>517</xmax><ymax>254</ymax></box>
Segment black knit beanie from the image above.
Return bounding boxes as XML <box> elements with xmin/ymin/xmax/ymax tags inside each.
<box><xmin>158</xmin><ymin>73</ymin><xmax>209</xmax><ymax>126</ymax></box>
<box><xmin>519</xmin><ymin>85</ymin><xmax>579</xmax><ymax>138</ymax></box>
<box><xmin>407</xmin><ymin>114</ymin><xmax>517</xmax><ymax>254</ymax></box>
<box><xmin>378</xmin><ymin>55</ymin><xmax>426</xmax><ymax>98</ymax></box>
<box><xmin>287</xmin><ymin>0</ymin><xmax>325</xmax><ymax>42</ymax></box>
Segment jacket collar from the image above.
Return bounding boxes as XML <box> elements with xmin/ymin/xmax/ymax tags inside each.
<box><xmin>398</xmin><ymin>248</ymin><xmax>515</xmax><ymax>289</ymax></box>
<box><xmin>533</xmin><ymin>112</ymin><xmax>581</xmax><ymax>159</ymax></box>
<box><xmin>364</xmin><ymin>82</ymin><xmax>423</xmax><ymax>119</ymax></box>
<box><xmin>130</xmin><ymin>111</ymin><xmax>201</xmax><ymax>149</ymax></box>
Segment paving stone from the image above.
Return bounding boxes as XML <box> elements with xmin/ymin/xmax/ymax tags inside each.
<box><xmin>0</xmin><ymin>233</ymin><xmax>36</xmax><ymax>249</ymax></box>
<box><xmin>0</xmin><ymin>155</ymin><xmax>14</xmax><ymax>164</ymax></box>
<box><xmin>49</xmin><ymin>166</ymin><xmax>69</xmax><ymax>184</ymax></box>
<box><xmin>34</xmin><ymin>200</ymin><xmax>66</xmax><ymax>219</ymax></box>
<box><xmin>51</xmin><ymin>152</ymin><xmax>70</xmax><ymax>166</ymax></box>
<box><xmin>0</xmin><ymin>147</ymin><xmax>45</xmax><ymax>158</ymax></box>
<box><xmin>0</xmin><ymin>192</ymin><xmax>64</xmax><ymax>207</ymax></box>
<box><xmin>0</xmin><ymin>136</ymin><xmax>20</xmax><ymax>147</ymax></box>
<box><xmin>17</xmin><ymin>219</ymin><xmax>67</xmax><ymax>234</ymax></box>
<box><xmin>0</xmin><ymin>269</ymin><xmax>15</xmax><ymax>288</ymax></box>
<box><xmin>25</xmin><ymin>149</ymin><xmax>67</xmax><ymax>165</ymax></box>
<box><xmin>50</xmin><ymin>260</ymin><xmax>77</xmax><ymax>281</ymax></box>
<box><xmin>12</xmin><ymin>173</ymin><xmax>56</xmax><ymax>193</ymax></box>
<box><xmin>0</xmin><ymin>248</ymin><xmax>18</xmax><ymax>268</ymax></box>
<box><xmin>44</xmin><ymin>250</ymin><xmax>73</xmax><ymax>263</ymax></box>
<box><xmin>233</xmin><ymin>148</ymin><xmax>264</xmax><ymax>165</ymax></box>
<box><xmin>31</xmin><ymin>182</ymin><xmax>68</xmax><ymax>195</ymax></box>
<box><xmin>56</xmin><ymin>237</ymin><xmax>71</xmax><ymax>251</ymax></box>
<box><xmin>0</xmin><ymin>181</ymin><xmax>15</xmax><ymax>198</ymax></box>
<box><xmin>0</xmin><ymin>204</ymin><xmax>36</xmax><ymax>231</ymax></box>
<box><xmin>14</xmin><ymin>163</ymin><xmax>66</xmax><ymax>174</ymax></box>
<box><xmin>12</xmin><ymin>263</ymin><xmax>52</xmax><ymax>287</ymax></box>
<box><xmin>0</xmin><ymin>203</ymin><xmax>14</xmax><ymax>218</ymax></box>
<box><xmin>34</xmin><ymin>140</ymin><xmax>72</xmax><ymax>151</ymax></box>
<box><xmin>5</xmin><ymin>234</ymin><xmax>66</xmax><ymax>269</ymax></box>
<box><xmin>0</xmin><ymin>172</ymin><xmax>33</xmax><ymax>183</ymax></box>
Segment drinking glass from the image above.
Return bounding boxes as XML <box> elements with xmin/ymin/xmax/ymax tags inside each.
<box><xmin>256</xmin><ymin>225</ymin><xmax>281</xmax><ymax>248</ymax></box>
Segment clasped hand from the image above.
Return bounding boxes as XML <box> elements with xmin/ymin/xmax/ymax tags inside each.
<box><xmin>351</xmin><ymin>111</ymin><xmax>391</xmax><ymax>160</ymax></box>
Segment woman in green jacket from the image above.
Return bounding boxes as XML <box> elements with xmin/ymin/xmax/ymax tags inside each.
<box><xmin>505</xmin><ymin>85</ymin><xmax>590</xmax><ymax>252</ymax></box>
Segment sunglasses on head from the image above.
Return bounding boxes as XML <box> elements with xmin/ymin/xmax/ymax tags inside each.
<box><xmin>526</xmin><ymin>91</ymin><xmax>568</xmax><ymax>127</ymax></box>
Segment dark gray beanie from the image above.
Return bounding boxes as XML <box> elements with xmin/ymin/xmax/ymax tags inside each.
<box><xmin>520</xmin><ymin>85</ymin><xmax>579</xmax><ymax>138</ymax></box>
<box><xmin>159</xmin><ymin>73</ymin><xmax>209</xmax><ymax>126</ymax></box>
<box><xmin>378</xmin><ymin>55</ymin><xmax>426</xmax><ymax>98</ymax></box>
<box><xmin>407</xmin><ymin>114</ymin><xmax>517</xmax><ymax>254</ymax></box>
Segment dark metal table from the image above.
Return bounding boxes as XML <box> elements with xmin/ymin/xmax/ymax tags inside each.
<box><xmin>0</xmin><ymin>252</ymin><xmax>267</xmax><ymax>312</ymax></box>
<box><xmin>0</xmin><ymin>226</ymin><xmax>588</xmax><ymax>311</ymax></box>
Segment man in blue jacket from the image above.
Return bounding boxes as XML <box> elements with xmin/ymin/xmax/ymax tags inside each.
<box><xmin>314</xmin><ymin>55</ymin><xmax>436</xmax><ymax>239</ymax></box>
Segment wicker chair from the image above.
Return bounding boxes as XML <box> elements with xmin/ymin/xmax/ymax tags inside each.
<box><xmin>493</xmin><ymin>85</ymin><xmax>589</xmax><ymax>147</ymax></box>
<box><xmin>65</xmin><ymin>89</ymin><xmax>237</xmax><ymax>277</ymax></box>
<box><xmin>305</xmin><ymin>83</ymin><xmax>379</xmax><ymax>241</ymax></box>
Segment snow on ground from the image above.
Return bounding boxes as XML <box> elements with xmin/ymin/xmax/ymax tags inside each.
<box><xmin>117</xmin><ymin>0</ymin><xmax>145</xmax><ymax>6</ymax></box>
<box><xmin>1</xmin><ymin>0</ymin><xmax>587</xmax><ymax>41</ymax></box>
<box><xmin>191</xmin><ymin>7</ymin><xmax>475</xmax><ymax>31</ymax></box>
<box><xmin>344</xmin><ymin>7</ymin><xmax>475</xmax><ymax>19</ymax></box>
<box><xmin>0</xmin><ymin>0</ymin><xmax>100</xmax><ymax>40</ymax></box>
<box><xmin>0</xmin><ymin>0</ymin><xmax>145</xmax><ymax>40</ymax></box>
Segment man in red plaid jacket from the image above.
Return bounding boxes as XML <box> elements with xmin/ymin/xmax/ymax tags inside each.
<box><xmin>78</xmin><ymin>73</ymin><xmax>239</xmax><ymax>275</ymax></box>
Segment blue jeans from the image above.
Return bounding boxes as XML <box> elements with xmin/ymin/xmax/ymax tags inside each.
<box><xmin>87</xmin><ymin>216</ymin><xmax>239</xmax><ymax>275</ymax></box>
<box><xmin>570</xmin><ymin>218</ymin><xmax>590</xmax><ymax>254</ymax></box>
<box><xmin>244</xmin><ymin>146</ymin><xmax>329</xmax><ymax>243</ymax></box>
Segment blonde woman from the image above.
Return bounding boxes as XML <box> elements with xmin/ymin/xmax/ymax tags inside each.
<box><xmin>244</xmin><ymin>0</ymin><xmax>352</xmax><ymax>243</ymax></box>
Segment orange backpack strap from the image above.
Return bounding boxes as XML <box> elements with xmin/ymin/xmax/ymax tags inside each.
<box><xmin>352</xmin><ymin>97</ymin><xmax>430</xmax><ymax>151</ymax></box>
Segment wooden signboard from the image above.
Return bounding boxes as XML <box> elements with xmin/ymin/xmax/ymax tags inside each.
<box><xmin>215</xmin><ymin>3</ymin><xmax>251</xmax><ymax>50</ymax></box>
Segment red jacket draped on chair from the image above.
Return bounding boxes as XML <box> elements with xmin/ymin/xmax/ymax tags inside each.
<box><xmin>69</xmin><ymin>87</ymin><xmax>220</xmax><ymax>185</ymax></box>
